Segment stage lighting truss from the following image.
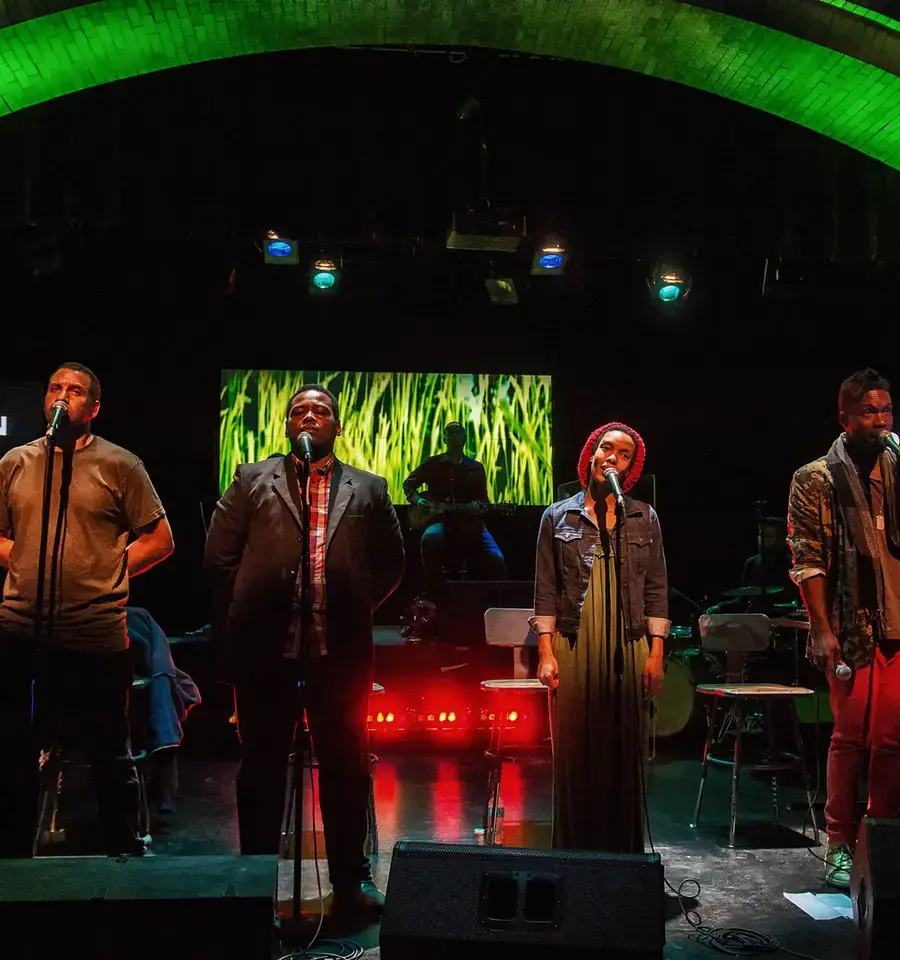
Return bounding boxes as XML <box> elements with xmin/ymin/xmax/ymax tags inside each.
<box><xmin>263</xmin><ymin>230</ymin><xmax>299</xmax><ymax>265</ymax></box>
<box><xmin>647</xmin><ymin>261</ymin><xmax>691</xmax><ymax>303</ymax></box>
<box><xmin>530</xmin><ymin>239</ymin><xmax>568</xmax><ymax>276</ymax></box>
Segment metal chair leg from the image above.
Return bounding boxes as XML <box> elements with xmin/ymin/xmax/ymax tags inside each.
<box><xmin>729</xmin><ymin>702</ymin><xmax>745</xmax><ymax>849</ymax></box>
<box><xmin>135</xmin><ymin>758</ymin><xmax>151</xmax><ymax>837</ymax></box>
<box><xmin>484</xmin><ymin>715</ymin><xmax>505</xmax><ymax>844</ymax></box>
<box><xmin>691</xmin><ymin>699</ymin><xmax>718</xmax><ymax>828</ymax></box>
<box><xmin>790</xmin><ymin>700</ymin><xmax>820</xmax><ymax>845</ymax></box>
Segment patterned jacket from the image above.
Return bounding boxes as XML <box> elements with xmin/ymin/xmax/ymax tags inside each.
<box><xmin>787</xmin><ymin>456</ymin><xmax>875</xmax><ymax>669</ymax></box>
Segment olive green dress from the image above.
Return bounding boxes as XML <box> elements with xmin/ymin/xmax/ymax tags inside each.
<box><xmin>549</xmin><ymin>527</ymin><xmax>650</xmax><ymax>852</ymax></box>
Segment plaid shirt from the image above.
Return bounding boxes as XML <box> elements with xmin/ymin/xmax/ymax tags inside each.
<box><xmin>285</xmin><ymin>454</ymin><xmax>334</xmax><ymax>659</ymax></box>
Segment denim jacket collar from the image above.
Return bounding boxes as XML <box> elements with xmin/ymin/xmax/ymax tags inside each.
<box><xmin>561</xmin><ymin>488</ymin><xmax>645</xmax><ymax>521</ymax></box>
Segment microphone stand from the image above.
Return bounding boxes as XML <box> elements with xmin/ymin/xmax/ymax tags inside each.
<box><xmin>612</xmin><ymin>490</ymin><xmax>631</xmax><ymax>835</ymax></box>
<box><xmin>292</xmin><ymin>454</ymin><xmax>313</xmax><ymax>920</ymax></box>
<box><xmin>33</xmin><ymin>432</ymin><xmax>58</xmax><ymax>653</ymax></box>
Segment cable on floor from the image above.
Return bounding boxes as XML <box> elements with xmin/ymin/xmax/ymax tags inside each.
<box><xmin>276</xmin><ymin>729</ymin><xmax>364</xmax><ymax>960</ymax></box>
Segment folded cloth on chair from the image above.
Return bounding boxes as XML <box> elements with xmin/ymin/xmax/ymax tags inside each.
<box><xmin>126</xmin><ymin>606</ymin><xmax>202</xmax><ymax>753</ymax></box>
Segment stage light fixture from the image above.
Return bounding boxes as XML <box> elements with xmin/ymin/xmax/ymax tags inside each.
<box><xmin>530</xmin><ymin>239</ymin><xmax>568</xmax><ymax>276</ymax></box>
<box><xmin>309</xmin><ymin>255</ymin><xmax>342</xmax><ymax>296</ymax></box>
<box><xmin>484</xmin><ymin>276</ymin><xmax>518</xmax><ymax>305</ymax></box>
<box><xmin>647</xmin><ymin>261</ymin><xmax>691</xmax><ymax>303</ymax></box>
<box><xmin>264</xmin><ymin>231</ymin><xmax>299</xmax><ymax>265</ymax></box>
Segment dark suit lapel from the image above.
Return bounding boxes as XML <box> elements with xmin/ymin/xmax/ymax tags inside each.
<box><xmin>272</xmin><ymin>455</ymin><xmax>303</xmax><ymax>531</ymax></box>
<box><xmin>327</xmin><ymin>460</ymin><xmax>355</xmax><ymax>554</ymax></box>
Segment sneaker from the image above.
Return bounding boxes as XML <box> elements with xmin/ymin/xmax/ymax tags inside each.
<box><xmin>825</xmin><ymin>840</ymin><xmax>853</xmax><ymax>889</ymax></box>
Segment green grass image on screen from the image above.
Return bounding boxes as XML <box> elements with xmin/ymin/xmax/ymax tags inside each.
<box><xmin>220</xmin><ymin>370</ymin><xmax>553</xmax><ymax>505</ymax></box>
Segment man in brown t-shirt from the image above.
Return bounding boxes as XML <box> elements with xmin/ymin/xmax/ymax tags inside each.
<box><xmin>0</xmin><ymin>362</ymin><xmax>174</xmax><ymax>857</ymax></box>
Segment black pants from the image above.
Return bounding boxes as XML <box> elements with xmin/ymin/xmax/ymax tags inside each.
<box><xmin>0</xmin><ymin>632</ymin><xmax>142</xmax><ymax>857</ymax></box>
<box><xmin>234</xmin><ymin>652</ymin><xmax>372</xmax><ymax>889</ymax></box>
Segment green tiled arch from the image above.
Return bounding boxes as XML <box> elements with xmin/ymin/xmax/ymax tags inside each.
<box><xmin>2</xmin><ymin>0</ymin><xmax>900</xmax><ymax>169</ymax></box>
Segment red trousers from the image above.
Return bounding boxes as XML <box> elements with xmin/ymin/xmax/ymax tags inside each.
<box><xmin>825</xmin><ymin>641</ymin><xmax>900</xmax><ymax>846</ymax></box>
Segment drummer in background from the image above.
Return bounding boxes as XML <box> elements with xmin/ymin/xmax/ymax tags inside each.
<box><xmin>707</xmin><ymin>517</ymin><xmax>797</xmax><ymax>615</ymax></box>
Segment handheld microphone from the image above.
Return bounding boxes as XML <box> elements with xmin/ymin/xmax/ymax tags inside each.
<box><xmin>835</xmin><ymin>662</ymin><xmax>852</xmax><ymax>681</ymax></box>
<box><xmin>45</xmin><ymin>400</ymin><xmax>68</xmax><ymax>441</ymax></box>
<box><xmin>296</xmin><ymin>432</ymin><xmax>314</xmax><ymax>461</ymax></box>
<box><xmin>603</xmin><ymin>466</ymin><xmax>626</xmax><ymax>508</ymax></box>
<box><xmin>879</xmin><ymin>430</ymin><xmax>900</xmax><ymax>458</ymax></box>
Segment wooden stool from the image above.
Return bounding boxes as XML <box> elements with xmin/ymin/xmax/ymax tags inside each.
<box><xmin>480</xmin><ymin>678</ymin><xmax>546</xmax><ymax>844</ymax></box>
<box><xmin>691</xmin><ymin>682</ymin><xmax>820</xmax><ymax>848</ymax></box>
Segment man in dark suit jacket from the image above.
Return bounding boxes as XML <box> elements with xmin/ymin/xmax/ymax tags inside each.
<box><xmin>204</xmin><ymin>383</ymin><xmax>404</xmax><ymax>917</ymax></box>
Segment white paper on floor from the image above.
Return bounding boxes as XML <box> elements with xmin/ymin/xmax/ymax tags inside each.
<box><xmin>783</xmin><ymin>892</ymin><xmax>854</xmax><ymax>920</ymax></box>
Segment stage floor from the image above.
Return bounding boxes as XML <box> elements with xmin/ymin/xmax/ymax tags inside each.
<box><xmin>40</xmin><ymin>739</ymin><xmax>856</xmax><ymax>959</ymax></box>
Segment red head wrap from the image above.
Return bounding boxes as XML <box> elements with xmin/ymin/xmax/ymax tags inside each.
<box><xmin>576</xmin><ymin>422</ymin><xmax>646</xmax><ymax>493</ymax></box>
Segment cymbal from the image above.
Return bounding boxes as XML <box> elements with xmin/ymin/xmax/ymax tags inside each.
<box><xmin>771</xmin><ymin>618</ymin><xmax>810</xmax><ymax>630</ymax></box>
<box><xmin>720</xmin><ymin>586</ymin><xmax>784</xmax><ymax>598</ymax></box>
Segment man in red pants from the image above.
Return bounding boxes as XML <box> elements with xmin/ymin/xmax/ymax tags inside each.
<box><xmin>788</xmin><ymin>368</ymin><xmax>900</xmax><ymax>888</ymax></box>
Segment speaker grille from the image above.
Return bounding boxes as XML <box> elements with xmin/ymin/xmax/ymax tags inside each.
<box><xmin>382</xmin><ymin>841</ymin><xmax>664</xmax><ymax>957</ymax></box>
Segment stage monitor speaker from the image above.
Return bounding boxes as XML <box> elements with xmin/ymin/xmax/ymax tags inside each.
<box><xmin>851</xmin><ymin>818</ymin><xmax>900</xmax><ymax>960</ymax></box>
<box><xmin>381</xmin><ymin>840</ymin><xmax>665</xmax><ymax>959</ymax></box>
<box><xmin>0</xmin><ymin>854</ymin><xmax>277</xmax><ymax>960</ymax></box>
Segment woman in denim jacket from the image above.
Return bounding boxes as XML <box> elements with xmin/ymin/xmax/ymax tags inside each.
<box><xmin>532</xmin><ymin>422</ymin><xmax>671</xmax><ymax>852</ymax></box>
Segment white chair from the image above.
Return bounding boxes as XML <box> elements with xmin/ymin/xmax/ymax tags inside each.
<box><xmin>691</xmin><ymin>614</ymin><xmax>819</xmax><ymax>848</ymax></box>
<box><xmin>480</xmin><ymin>608</ymin><xmax>546</xmax><ymax>844</ymax></box>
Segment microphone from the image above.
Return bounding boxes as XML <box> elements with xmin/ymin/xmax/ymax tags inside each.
<box><xmin>296</xmin><ymin>432</ymin><xmax>314</xmax><ymax>461</ymax></box>
<box><xmin>603</xmin><ymin>466</ymin><xmax>626</xmax><ymax>508</ymax></box>
<box><xmin>45</xmin><ymin>400</ymin><xmax>68</xmax><ymax>440</ymax></box>
<box><xmin>880</xmin><ymin>430</ymin><xmax>900</xmax><ymax>458</ymax></box>
<box><xmin>835</xmin><ymin>662</ymin><xmax>852</xmax><ymax>681</ymax></box>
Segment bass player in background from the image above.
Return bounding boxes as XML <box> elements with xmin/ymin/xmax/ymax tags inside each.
<box><xmin>402</xmin><ymin>421</ymin><xmax>507</xmax><ymax>596</ymax></box>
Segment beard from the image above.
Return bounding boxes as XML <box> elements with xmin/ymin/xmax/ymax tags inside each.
<box><xmin>48</xmin><ymin>413</ymin><xmax>83</xmax><ymax>449</ymax></box>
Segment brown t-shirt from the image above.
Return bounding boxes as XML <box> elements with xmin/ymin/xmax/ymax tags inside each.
<box><xmin>870</xmin><ymin>461</ymin><xmax>900</xmax><ymax>641</ymax></box>
<box><xmin>0</xmin><ymin>435</ymin><xmax>165</xmax><ymax>650</ymax></box>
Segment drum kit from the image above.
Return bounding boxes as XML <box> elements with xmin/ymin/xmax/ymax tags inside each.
<box><xmin>653</xmin><ymin>585</ymin><xmax>809</xmax><ymax>741</ymax></box>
